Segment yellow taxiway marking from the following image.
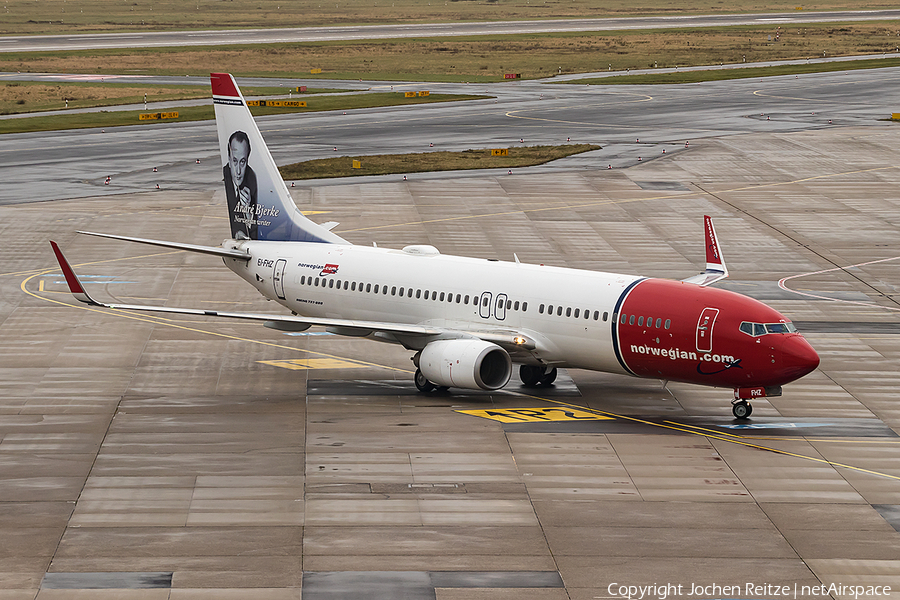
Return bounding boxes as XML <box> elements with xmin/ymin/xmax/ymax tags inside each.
<box><xmin>259</xmin><ymin>358</ymin><xmax>368</xmax><ymax>370</ymax></box>
<box><xmin>458</xmin><ymin>406</ymin><xmax>613</xmax><ymax>423</ymax></box>
<box><xmin>503</xmin><ymin>391</ymin><xmax>900</xmax><ymax>482</ymax></box>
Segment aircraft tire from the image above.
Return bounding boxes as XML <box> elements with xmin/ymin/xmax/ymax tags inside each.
<box><xmin>540</xmin><ymin>367</ymin><xmax>558</xmax><ymax>386</ymax></box>
<box><xmin>519</xmin><ymin>365</ymin><xmax>543</xmax><ymax>387</ymax></box>
<box><xmin>415</xmin><ymin>369</ymin><xmax>436</xmax><ymax>392</ymax></box>
<box><xmin>732</xmin><ymin>401</ymin><xmax>752</xmax><ymax>419</ymax></box>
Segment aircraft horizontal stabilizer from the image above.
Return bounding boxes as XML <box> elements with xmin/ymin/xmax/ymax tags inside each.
<box><xmin>78</xmin><ymin>231</ymin><xmax>251</xmax><ymax>260</ymax></box>
<box><xmin>681</xmin><ymin>215</ymin><xmax>728</xmax><ymax>287</ymax></box>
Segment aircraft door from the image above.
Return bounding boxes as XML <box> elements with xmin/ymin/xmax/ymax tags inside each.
<box><xmin>696</xmin><ymin>307</ymin><xmax>719</xmax><ymax>353</ymax></box>
<box><xmin>479</xmin><ymin>292</ymin><xmax>492</xmax><ymax>319</ymax></box>
<box><xmin>273</xmin><ymin>259</ymin><xmax>287</xmax><ymax>300</ymax></box>
<box><xmin>494</xmin><ymin>293</ymin><xmax>508</xmax><ymax>321</ymax></box>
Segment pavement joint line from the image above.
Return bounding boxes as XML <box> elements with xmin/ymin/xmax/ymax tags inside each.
<box><xmin>23</xmin><ymin>260</ymin><xmax>900</xmax><ymax>478</ymax></box>
<box><xmin>778</xmin><ymin>254</ymin><xmax>900</xmax><ymax>311</ymax></box>
<box><xmin>337</xmin><ymin>164</ymin><xmax>900</xmax><ymax>234</ymax></box>
<box><xmin>662</xmin><ymin>420</ymin><xmax>900</xmax><ymax>444</ymax></box>
<box><xmin>509</xmin><ymin>390</ymin><xmax>900</xmax><ymax>481</ymax></box>
<box><xmin>0</xmin><ymin>249</ymin><xmax>184</xmax><ymax>279</ymax></box>
<box><xmin>20</xmin><ymin>259</ymin><xmax>412</xmax><ymax>374</ymax></box>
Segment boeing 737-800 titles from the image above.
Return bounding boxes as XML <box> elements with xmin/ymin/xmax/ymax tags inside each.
<box><xmin>50</xmin><ymin>73</ymin><xmax>820</xmax><ymax>419</ymax></box>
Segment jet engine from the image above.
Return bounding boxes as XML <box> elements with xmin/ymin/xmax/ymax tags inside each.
<box><xmin>419</xmin><ymin>339</ymin><xmax>512</xmax><ymax>391</ymax></box>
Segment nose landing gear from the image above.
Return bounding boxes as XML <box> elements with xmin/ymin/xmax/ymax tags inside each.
<box><xmin>731</xmin><ymin>399</ymin><xmax>753</xmax><ymax>419</ymax></box>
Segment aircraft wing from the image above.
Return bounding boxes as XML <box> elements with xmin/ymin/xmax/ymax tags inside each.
<box><xmin>49</xmin><ymin>241</ymin><xmax>536</xmax><ymax>349</ymax></box>
<box><xmin>681</xmin><ymin>215</ymin><xmax>729</xmax><ymax>287</ymax></box>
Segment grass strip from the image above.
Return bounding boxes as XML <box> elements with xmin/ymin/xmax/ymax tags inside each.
<box><xmin>0</xmin><ymin>92</ymin><xmax>489</xmax><ymax>135</ymax></box>
<box><xmin>4</xmin><ymin>22</ymin><xmax>900</xmax><ymax>81</ymax></box>
<box><xmin>573</xmin><ymin>56</ymin><xmax>900</xmax><ymax>84</ymax></box>
<box><xmin>0</xmin><ymin>81</ymin><xmax>342</xmax><ymax>115</ymax></box>
<box><xmin>278</xmin><ymin>144</ymin><xmax>601</xmax><ymax>180</ymax></box>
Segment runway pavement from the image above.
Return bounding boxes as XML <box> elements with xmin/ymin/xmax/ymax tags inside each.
<box><xmin>2</xmin><ymin>71</ymin><xmax>900</xmax><ymax>598</ymax></box>
<box><xmin>3</xmin><ymin>66</ymin><xmax>900</xmax><ymax>206</ymax></box>
<box><xmin>3</xmin><ymin>10</ymin><xmax>900</xmax><ymax>52</ymax></box>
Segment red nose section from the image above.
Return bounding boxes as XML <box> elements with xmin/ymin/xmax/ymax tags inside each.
<box><xmin>779</xmin><ymin>335</ymin><xmax>820</xmax><ymax>382</ymax></box>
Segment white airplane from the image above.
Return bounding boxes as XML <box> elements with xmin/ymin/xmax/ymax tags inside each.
<box><xmin>51</xmin><ymin>73</ymin><xmax>819</xmax><ymax>419</ymax></box>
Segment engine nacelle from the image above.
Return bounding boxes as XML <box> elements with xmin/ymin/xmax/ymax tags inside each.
<box><xmin>419</xmin><ymin>339</ymin><xmax>512</xmax><ymax>391</ymax></box>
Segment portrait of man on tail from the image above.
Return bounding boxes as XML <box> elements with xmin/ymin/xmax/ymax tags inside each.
<box><xmin>223</xmin><ymin>130</ymin><xmax>258</xmax><ymax>240</ymax></box>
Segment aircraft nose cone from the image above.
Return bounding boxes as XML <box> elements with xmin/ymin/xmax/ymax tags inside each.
<box><xmin>780</xmin><ymin>335</ymin><xmax>820</xmax><ymax>381</ymax></box>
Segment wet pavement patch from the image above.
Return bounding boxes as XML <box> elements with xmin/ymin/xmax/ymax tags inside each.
<box><xmin>301</xmin><ymin>571</ymin><xmax>564</xmax><ymax>599</ymax></box>
<box><xmin>502</xmin><ymin>416</ymin><xmax>898</xmax><ymax>438</ymax></box>
<box><xmin>873</xmin><ymin>505</ymin><xmax>900</xmax><ymax>532</ymax></box>
<box><xmin>41</xmin><ymin>572</ymin><xmax>173</xmax><ymax>589</ymax></box>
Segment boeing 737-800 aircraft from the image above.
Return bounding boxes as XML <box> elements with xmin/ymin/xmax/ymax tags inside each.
<box><xmin>51</xmin><ymin>73</ymin><xmax>819</xmax><ymax>419</ymax></box>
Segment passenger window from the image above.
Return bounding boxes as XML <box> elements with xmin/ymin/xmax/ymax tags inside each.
<box><xmin>301</xmin><ymin>276</ymin><xmax>306</xmax><ymax>285</ymax></box>
<box><xmin>629</xmin><ymin>315</ymin><xmax>635</xmax><ymax>325</ymax></box>
<box><xmin>566</xmin><ymin>307</ymin><xmax>571</xmax><ymax>317</ymax></box>
<box><xmin>514</xmin><ymin>301</ymin><xmax>520</xmax><ymax>310</ymax></box>
<box><xmin>456</xmin><ymin>294</ymin><xmax>461</xmax><ymax>303</ymax></box>
<box><xmin>343</xmin><ymin>281</ymin><xmax>349</xmax><ymax>290</ymax></box>
<box><xmin>408</xmin><ymin>288</ymin><xmax>413</xmax><ymax>298</ymax></box>
<box><xmin>440</xmin><ymin>292</ymin><xmax>445</xmax><ymax>301</ymax></box>
<box><xmin>425</xmin><ymin>290</ymin><xmax>430</xmax><ymax>298</ymax></box>
<box><xmin>392</xmin><ymin>286</ymin><xmax>397</xmax><ymax>296</ymax></box>
<box><xmin>620</xmin><ymin>314</ymin><xmax>626</xmax><ymax>324</ymax></box>
<box><xmin>539</xmin><ymin>304</ymin><xmax>545</xmax><ymax>314</ymax></box>
<box><xmin>315</xmin><ymin>278</ymin><xmax>320</xmax><ymax>287</ymax></box>
<box><xmin>464</xmin><ymin>295</ymin><xmax>469</xmax><ymax>304</ymax></box>
<box><xmin>373</xmin><ymin>284</ymin><xmax>379</xmax><ymax>293</ymax></box>
<box><xmin>557</xmin><ymin>306</ymin><xmax>563</xmax><ymax>316</ymax></box>
<box><xmin>574</xmin><ymin>308</ymin><xmax>580</xmax><ymax>318</ymax></box>
<box><xmin>638</xmin><ymin>316</ymin><xmax>644</xmax><ymax>326</ymax></box>
<box><xmin>383</xmin><ymin>286</ymin><xmax>388</xmax><ymax>295</ymax></box>
<box><xmin>399</xmin><ymin>287</ymin><xmax>404</xmax><ymax>296</ymax></box>
<box><xmin>655</xmin><ymin>318</ymin><xmax>661</xmax><ymax>328</ymax></box>
<box><xmin>416</xmin><ymin>290</ymin><xmax>422</xmax><ymax>299</ymax></box>
<box><xmin>366</xmin><ymin>284</ymin><xmax>371</xmax><ymax>293</ymax></box>
<box><xmin>602</xmin><ymin>312</ymin><xmax>607</xmax><ymax>321</ymax></box>
<box><xmin>522</xmin><ymin>302</ymin><xmax>528</xmax><ymax>312</ymax></box>
<box><xmin>336</xmin><ymin>279</ymin><xmax>341</xmax><ymax>288</ymax></box>
<box><xmin>329</xmin><ymin>279</ymin><xmax>334</xmax><ymax>288</ymax></box>
<box><xmin>507</xmin><ymin>300</ymin><xmax>512</xmax><ymax>310</ymax></box>
<box><xmin>665</xmin><ymin>319</ymin><xmax>671</xmax><ymax>329</ymax></box>
<box><xmin>351</xmin><ymin>281</ymin><xmax>356</xmax><ymax>291</ymax></box>
<box><xmin>483</xmin><ymin>296</ymin><xmax>489</xmax><ymax>307</ymax></box>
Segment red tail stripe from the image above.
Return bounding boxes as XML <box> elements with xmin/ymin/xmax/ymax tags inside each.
<box><xmin>210</xmin><ymin>73</ymin><xmax>240</xmax><ymax>98</ymax></box>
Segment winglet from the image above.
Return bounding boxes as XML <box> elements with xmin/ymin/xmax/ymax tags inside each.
<box><xmin>49</xmin><ymin>241</ymin><xmax>99</xmax><ymax>305</ymax></box>
<box><xmin>704</xmin><ymin>215</ymin><xmax>726</xmax><ymax>275</ymax></box>
<box><xmin>681</xmin><ymin>215</ymin><xmax>729</xmax><ymax>287</ymax></box>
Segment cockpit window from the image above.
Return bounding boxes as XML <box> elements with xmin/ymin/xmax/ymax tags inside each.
<box><xmin>741</xmin><ymin>321</ymin><xmax>798</xmax><ymax>336</ymax></box>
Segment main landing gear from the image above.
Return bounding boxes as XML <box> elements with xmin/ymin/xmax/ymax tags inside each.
<box><xmin>519</xmin><ymin>365</ymin><xmax>558</xmax><ymax>387</ymax></box>
<box><xmin>414</xmin><ymin>370</ymin><xmax>448</xmax><ymax>393</ymax></box>
<box><xmin>731</xmin><ymin>399</ymin><xmax>753</xmax><ymax>419</ymax></box>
